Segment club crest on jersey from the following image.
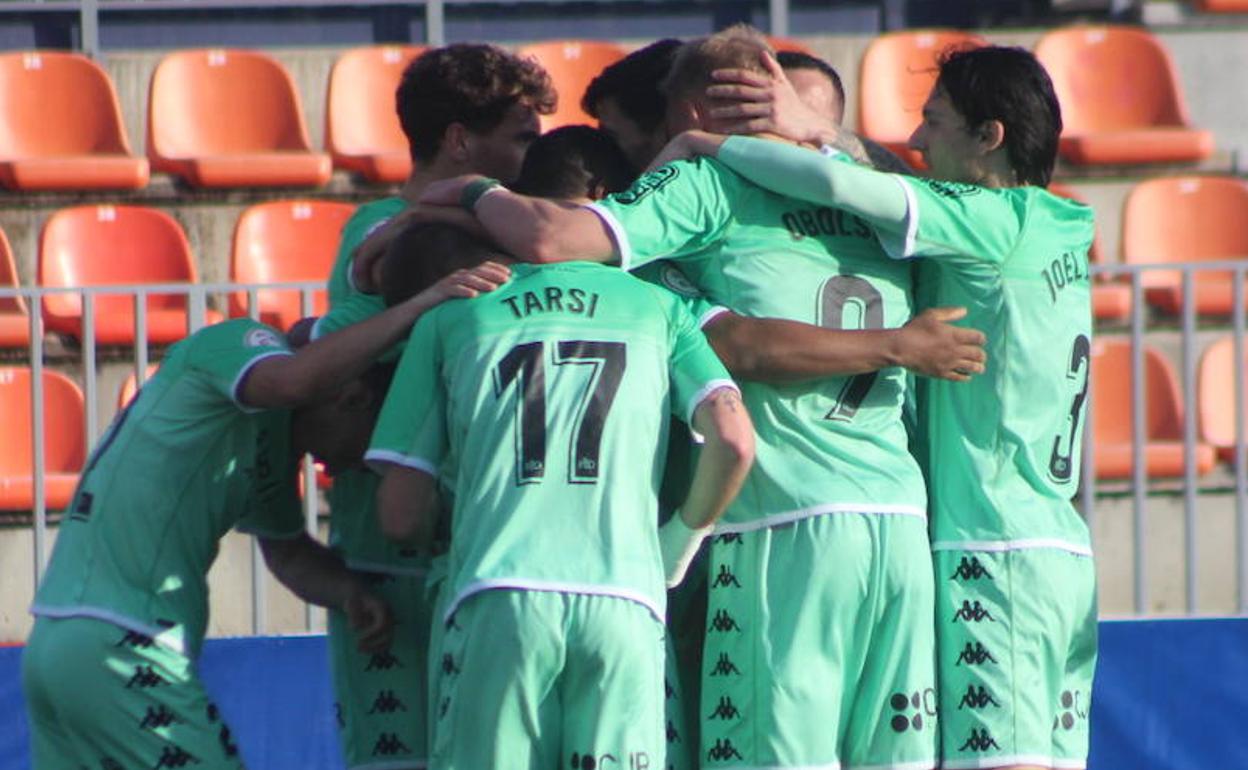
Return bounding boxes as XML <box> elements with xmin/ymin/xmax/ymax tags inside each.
<box><xmin>613</xmin><ymin>166</ymin><xmax>679</xmax><ymax>205</ymax></box>
<box><xmin>922</xmin><ymin>179</ymin><xmax>981</xmax><ymax>199</ymax></box>
<box><xmin>244</xmin><ymin>327</ymin><xmax>283</xmax><ymax>349</ymax></box>
<box><xmin>659</xmin><ymin>264</ymin><xmax>702</xmax><ymax>298</ymax></box>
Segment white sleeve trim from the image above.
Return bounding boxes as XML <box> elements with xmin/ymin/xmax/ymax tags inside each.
<box><xmin>698</xmin><ymin>306</ymin><xmax>731</xmax><ymax>329</ymax></box>
<box><xmin>885</xmin><ymin>174</ymin><xmax>920</xmax><ymax>259</ymax></box>
<box><xmin>685</xmin><ymin>378</ymin><xmax>739</xmax><ymax>424</ymax></box>
<box><xmin>309</xmin><ymin>316</ymin><xmax>328</xmax><ymax>341</ymax></box>
<box><xmin>584</xmin><ymin>202</ymin><xmax>633</xmax><ymax>271</ymax></box>
<box><xmin>364</xmin><ymin>448</ymin><xmax>438</xmax><ymax>477</ymax></box>
<box><xmin>231</xmin><ymin>350</ymin><xmax>294</xmax><ymax>414</ymax></box>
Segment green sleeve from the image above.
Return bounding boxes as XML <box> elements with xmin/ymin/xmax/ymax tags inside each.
<box><xmin>312</xmin><ymin>291</ymin><xmax>388</xmax><ymax>340</ymax></box>
<box><xmin>632</xmin><ymin>261</ymin><xmax>729</xmax><ymax>329</ymax></box>
<box><xmin>186</xmin><ymin>319</ymin><xmax>293</xmax><ymax>411</ymax></box>
<box><xmin>589</xmin><ymin>158</ymin><xmax>737</xmax><ymax>272</ymax></box>
<box><xmin>887</xmin><ymin>175</ymin><xmax>1027</xmax><ymax>264</ymax></box>
<box><xmin>235</xmin><ymin>412</ymin><xmax>305</xmax><ymax>539</ymax></box>
<box><xmin>327</xmin><ymin>200</ymin><xmax>403</xmax><ymax>304</ymax></box>
<box><xmin>365</xmin><ymin>310</ymin><xmax>447</xmax><ymax>476</ymax></box>
<box><xmin>661</xmin><ymin>292</ymin><xmax>738</xmax><ymax>422</ymax></box>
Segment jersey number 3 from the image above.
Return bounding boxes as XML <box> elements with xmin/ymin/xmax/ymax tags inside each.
<box><xmin>494</xmin><ymin>340</ymin><xmax>626</xmax><ymax>486</ymax></box>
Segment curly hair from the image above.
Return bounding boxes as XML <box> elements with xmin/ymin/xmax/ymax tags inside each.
<box><xmin>397</xmin><ymin>43</ymin><xmax>556</xmax><ymax>163</ymax></box>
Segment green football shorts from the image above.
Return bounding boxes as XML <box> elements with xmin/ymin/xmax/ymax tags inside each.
<box><xmin>22</xmin><ymin>615</ymin><xmax>244</xmax><ymax>770</ymax></box>
<box><xmin>329</xmin><ymin>569</ymin><xmax>433</xmax><ymax>770</ymax></box>
<box><xmin>935</xmin><ymin>548</ymin><xmax>1097</xmax><ymax>770</ymax></box>
<box><xmin>701</xmin><ymin>513</ymin><xmax>938</xmax><ymax>769</ymax></box>
<box><xmin>432</xmin><ymin>589</ymin><xmax>666</xmax><ymax>770</ymax></box>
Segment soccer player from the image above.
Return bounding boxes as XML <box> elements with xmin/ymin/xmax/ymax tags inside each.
<box><xmin>777</xmin><ymin>50</ymin><xmax>845</xmax><ymax>125</ymax></box>
<box><xmin>683</xmin><ymin>44</ymin><xmax>1098</xmax><ymax>770</ymax></box>
<box><xmin>416</xmin><ymin>26</ymin><xmax>943</xmax><ymax>770</ymax></box>
<box><xmin>583</xmin><ymin>38</ymin><xmax>684</xmax><ymax>176</ymax></box>
<box><xmin>366</xmin><ymin>222</ymin><xmax>754</xmax><ymax>770</ymax></box>
<box><xmin>510</xmin><ymin>124</ymin><xmax>637</xmax><ymax>200</ymax></box>
<box><xmin>312</xmin><ymin>43</ymin><xmax>554</xmax><ymax>770</ymax></box>
<box><xmin>20</xmin><ymin>264</ymin><xmax>508</xmax><ymax>770</ymax></box>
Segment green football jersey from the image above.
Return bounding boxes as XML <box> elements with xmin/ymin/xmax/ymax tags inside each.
<box><xmin>314</xmin><ymin>195</ymin><xmax>424</xmax><ymax>573</ymax></box>
<box><xmin>367</xmin><ymin>262</ymin><xmax>736</xmax><ymax>622</ymax></box>
<box><xmin>887</xmin><ymin>176</ymin><xmax>1095</xmax><ymax>552</ymax></box>
<box><xmin>31</xmin><ymin>319</ymin><xmax>304</xmax><ymax>657</ymax></box>
<box><xmin>590</xmin><ymin>157</ymin><xmax>927</xmax><ymax>531</ymax></box>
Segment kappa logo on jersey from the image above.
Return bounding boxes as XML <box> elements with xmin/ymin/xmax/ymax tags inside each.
<box><xmin>950</xmin><ymin>556</ymin><xmax>993</xmax><ymax>581</ymax></box>
<box><xmin>923</xmin><ymin>179</ymin><xmax>982</xmax><ymax>199</ymax></box>
<box><xmin>117</xmin><ymin>629</ymin><xmax>156</xmax><ymax>649</ymax></box>
<box><xmin>126</xmin><ymin>665</ymin><xmax>168</xmax><ymax>689</ymax></box>
<box><xmin>440</xmin><ymin>653</ymin><xmax>460</xmax><ymax>676</ymax></box>
<box><xmin>613</xmin><ymin>165</ymin><xmax>679</xmax><ymax>205</ymax></box>
<box><xmin>666</xmin><ymin>719</ymin><xmax>681</xmax><ymax>744</ymax></box>
<box><xmin>711</xmin><ymin>564</ymin><xmax>741</xmax><ymax>588</ymax></box>
<box><xmin>709</xmin><ymin>652</ymin><xmax>741</xmax><ymax>676</ymax></box>
<box><xmin>438</xmin><ymin>695</ymin><xmax>451</xmax><ymax>719</ymax></box>
<box><xmin>708</xmin><ymin>609</ymin><xmax>742</xmax><ymax>633</ymax></box>
<box><xmin>139</xmin><ymin>706</ymin><xmax>182</xmax><ymax>730</ymax></box>
<box><xmin>708</xmin><ymin>696</ymin><xmax>741</xmax><ymax>721</ymax></box>
<box><xmin>372</xmin><ymin>732</ymin><xmax>412</xmax><ymax>757</ymax></box>
<box><xmin>658</xmin><ymin>264</ymin><xmax>702</xmax><ymax>298</ymax></box>
<box><xmin>153</xmin><ymin>745</ymin><xmax>200</xmax><ymax>769</ymax></box>
<box><xmin>955</xmin><ymin>642</ymin><xmax>998</xmax><ymax>666</ymax></box>
<box><xmin>952</xmin><ymin>600</ymin><xmax>996</xmax><ymax>623</ymax></box>
<box><xmin>365</xmin><ymin>651</ymin><xmax>403</xmax><ymax>671</ymax></box>
<box><xmin>958</xmin><ymin>685</ymin><xmax>1000</xmax><ymax>710</ymax></box>
<box><xmin>888</xmin><ymin>689</ymin><xmax>937</xmax><ymax>733</ymax></box>
<box><xmin>664</xmin><ymin>677</ymin><xmax>675</xmax><ymax>700</ymax></box>
<box><xmin>244</xmin><ymin>326</ymin><xmax>284</xmax><ymax>349</ymax></box>
<box><xmin>368</xmin><ymin>689</ymin><xmax>408</xmax><ymax>714</ymax></box>
<box><xmin>714</xmin><ymin>533</ymin><xmax>743</xmax><ymax>546</ymax></box>
<box><xmin>959</xmin><ymin>728</ymin><xmax>1001</xmax><ymax>752</ymax></box>
<box><xmin>706</xmin><ymin>738</ymin><xmax>744</xmax><ymax>762</ymax></box>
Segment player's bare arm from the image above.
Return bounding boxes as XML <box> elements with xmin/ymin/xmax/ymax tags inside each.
<box><xmin>240</xmin><ymin>261</ymin><xmax>510</xmax><ymax>409</ymax></box>
<box><xmin>259</xmin><ymin>533</ymin><xmax>395</xmax><ymax>653</ymax></box>
<box><xmin>659</xmin><ymin>385</ymin><xmax>754</xmax><ymax>587</ymax></box>
<box><xmin>418</xmin><ymin>175</ymin><xmax>619</xmax><ymax>264</ymax></box>
<box><xmin>706</xmin><ymin>306</ymin><xmax>986</xmax><ymax>384</ymax></box>
<box><xmin>374</xmin><ymin>466</ymin><xmax>439</xmax><ymax>550</ymax></box>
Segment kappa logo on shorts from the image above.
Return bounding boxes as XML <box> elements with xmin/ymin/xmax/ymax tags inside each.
<box><xmin>611</xmin><ymin>165</ymin><xmax>678</xmax><ymax>206</ymax></box>
<box><xmin>372</xmin><ymin>732</ymin><xmax>412</xmax><ymax>757</ymax></box>
<box><xmin>139</xmin><ymin>706</ymin><xmax>182</xmax><ymax>730</ymax></box>
<box><xmin>126</xmin><ymin>665</ymin><xmax>168</xmax><ymax>689</ymax></box>
<box><xmin>368</xmin><ymin>689</ymin><xmax>408</xmax><ymax>714</ymax></box>
<box><xmin>714</xmin><ymin>533</ymin><xmax>743</xmax><ymax>546</ymax></box>
<box><xmin>117</xmin><ymin>629</ymin><xmax>156</xmax><ymax>649</ymax></box>
<box><xmin>438</xmin><ymin>695</ymin><xmax>451</xmax><ymax>720</ymax></box>
<box><xmin>665</xmin><ymin>677</ymin><xmax>675</xmax><ymax>700</ymax></box>
<box><xmin>958</xmin><ymin>685</ymin><xmax>1001</xmax><ymax>710</ymax></box>
<box><xmin>707</xmin><ymin>696</ymin><xmax>741</xmax><ymax>721</ymax></box>
<box><xmin>1053</xmin><ymin>690</ymin><xmax>1089</xmax><ymax>732</ymax></box>
<box><xmin>709</xmin><ymin>652</ymin><xmax>741</xmax><ymax>677</ymax></box>
<box><xmin>153</xmin><ymin>744</ymin><xmax>200</xmax><ymax>769</ymax></box>
<box><xmin>959</xmin><ymin>728</ymin><xmax>1001</xmax><ymax>752</ymax></box>
<box><xmin>440</xmin><ymin>653</ymin><xmax>460</xmax><ymax>676</ymax></box>
<box><xmin>955</xmin><ymin>642</ymin><xmax>998</xmax><ymax>666</ymax></box>
<box><xmin>100</xmin><ymin>758</ymin><xmax>124</xmax><ymax>770</ymax></box>
<box><xmin>706</xmin><ymin>738</ymin><xmax>744</xmax><ymax>762</ymax></box>
<box><xmin>711</xmin><ymin>564</ymin><xmax>741</xmax><ymax>588</ymax></box>
<box><xmin>333</xmin><ymin>702</ymin><xmax>345</xmax><ymax>728</ymax></box>
<box><xmin>244</xmin><ymin>327</ymin><xmax>284</xmax><ymax>349</ymax></box>
<box><xmin>708</xmin><ymin>609</ymin><xmax>742</xmax><ymax>633</ymax></box>
<box><xmin>950</xmin><ymin>556</ymin><xmax>993</xmax><ymax>581</ymax></box>
<box><xmin>365</xmin><ymin>651</ymin><xmax>404</xmax><ymax>671</ymax></box>
<box><xmin>666</xmin><ymin>719</ymin><xmax>681</xmax><ymax>744</ymax></box>
<box><xmin>952</xmin><ymin>600</ymin><xmax>996</xmax><ymax>623</ymax></box>
<box><xmin>888</xmin><ymin>690</ymin><xmax>937</xmax><ymax>733</ymax></box>
<box><xmin>923</xmin><ymin>179</ymin><xmax>982</xmax><ymax>199</ymax></box>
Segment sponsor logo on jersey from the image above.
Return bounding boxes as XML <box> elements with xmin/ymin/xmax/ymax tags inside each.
<box><xmin>244</xmin><ymin>327</ymin><xmax>284</xmax><ymax>349</ymax></box>
<box><xmin>658</xmin><ymin>264</ymin><xmax>702</xmax><ymax>298</ymax></box>
<box><xmin>613</xmin><ymin>166</ymin><xmax>679</xmax><ymax>205</ymax></box>
<box><xmin>1053</xmin><ymin>689</ymin><xmax>1088</xmax><ymax>731</ymax></box>
<box><xmin>888</xmin><ymin>689</ymin><xmax>937</xmax><ymax>733</ymax></box>
<box><xmin>923</xmin><ymin>179</ymin><xmax>982</xmax><ymax>199</ymax></box>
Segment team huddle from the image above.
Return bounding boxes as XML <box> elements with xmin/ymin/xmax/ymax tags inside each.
<box><xmin>20</xmin><ymin>24</ymin><xmax>1098</xmax><ymax>770</ymax></box>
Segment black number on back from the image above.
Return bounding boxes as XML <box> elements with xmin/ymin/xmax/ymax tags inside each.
<box><xmin>494</xmin><ymin>341</ymin><xmax>546</xmax><ymax>484</ymax></box>
<box><xmin>819</xmin><ymin>275</ymin><xmax>885</xmax><ymax>421</ymax></box>
<box><xmin>1049</xmin><ymin>334</ymin><xmax>1091</xmax><ymax>482</ymax></box>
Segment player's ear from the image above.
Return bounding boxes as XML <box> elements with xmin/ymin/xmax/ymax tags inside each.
<box><xmin>586</xmin><ymin>175</ymin><xmax>609</xmax><ymax>202</ymax></box>
<box><xmin>443</xmin><ymin>122</ymin><xmax>472</xmax><ymax>163</ymax></box>
<box><xmin>976</xmin><ymin>119</ymin><xmax>1006</xmax><ymax>155</ymax></box>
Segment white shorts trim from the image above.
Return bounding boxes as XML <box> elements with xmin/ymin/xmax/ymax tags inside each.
<box><xmin>850</xmin><ymin>761</ymin><xmax>936</xmax><ymax>770</ymax></box>
<box><xmin>347</xmin><ymin>760</ymin><xmax>428</xmax><ymax>770</ymax></box>
<box><xmin>931</xmin><ymin>538</ymin><xmax>1094</xmax><ymax>558</ymax></box>
<box><xmin>364</xmin><ymin>449</ymin><xmax>437</xmax><ymax>476</ymax></box>
<box><xmin>30</xmin><ymin>605</ymin><xmax>189</xmax><ymax>656</ymax></box>
<box><xmin>444</xmin><ymin>579</ymin><xmax>664</xmax><ymax>625</ymax></box>
<box><xmin>714</xmin><ymin>503</ymin><xmax>927</xmax><ymax>535</ymax></box>
<box><xmin>941</xmin><ymin>755</ymin><xmax>1083</xmax><ymax>769</ymax></box>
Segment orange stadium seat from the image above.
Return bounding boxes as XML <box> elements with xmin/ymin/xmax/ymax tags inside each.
<box><xmin>1035</xmin><ymin>26</ymin><xmax>1213</xmax><ymax>166</ymax></box>
<box><xmin>1192</xmin><ymin>0</ymin><xmax>1248</xmax><ymax>11</ymax></box>
<box><xmin>857</xmin><ymin>29</ymin><xmax>986</xmax><ymax>169</ymax></box>
<box><xmin>517</xmin><ymin>41</ymin><xmax>626</xmax><ymax>131</ymax></box>
<box><xmin>147</xmin><ymin>49</ymin><xmax>332</xmax><ymax>188</ymax></box>
<box><xmin>0</xmin><ymin>51</ymin><xmax>148</xmax><ymax>191</ymax></box>
<box><xmin>0</xmin><ymin>228</ymin><xmax>31</xmax><ymax>348</ymax></box>
<box><xmin>0</xmin><ymin>367</ymin><xmax>85</xmax><ymax>511</ymax></box>
<box><xmin>117</xmin><ymin>363</ymin><xmax>160</xmax><ymax>410</ymax></box>
<box><xmin>229</xmin><ymin>200</ymin><xmax>355</xmax><ymax>331</ymax></box>
<box><xmin>1121</xmin><ymin>175</ymin><xmax>1248</xmax><ymax>315</ymax></box>
<box><xmin>1197</xmin><ymin>336</ymin><xmax>1248</xmax><ymax>463</ymax></box>
<box><xmin>40</xmin><ymin>205</ymin><xmax>223</xmax><ymax>345</ymax></box>
<box><xmin>325</xmin><ymin>45</ymin><xmax>424</xmax><ymax>184</ymax></box>
<box><xmin>766</xmin><ymin>36</ymin><xmax>813</xmax><ymax>55</ymax></box>
<box><xmin>1047</xmin><ymin>182</ymin><xmax>1131</xmax><ymax>322</ymax></box>
<box><xmin>1091</xmin><ymin>338</ymin><xmax>1216</xmax><ymax>479</ymax></box>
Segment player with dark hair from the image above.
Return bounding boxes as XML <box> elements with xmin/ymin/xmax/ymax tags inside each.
<box><xmin>510</xmin><ymin>124</ymin><xmax>636</xmax><ymax>200</ymax></box>
<box><xmin>310</xmin><ymin>42</ymin><xmax>554</xmax><ymax>770</ymax></box>
<box><xmin>582</xmin><ymin>38</ymin><xmax>683</xmax><ymax>174</ymax></box>
<box><xmin>367</xmin><ymin>220</ymin><xmax>754</xmax><ymax>770</ymax></box>
<box><xmin>677</xmin><ymin>43</ymin><xmax>1097</xmax><ymax>770</ymax></box>
<box><xmin>20</xmin><ymin>265</ymin><xmax>507</xmax><ymax>770</ymax></box>
<box><xmin>776</xmin><ymin>50</ymin><xmax>845</xmax><ymax>124</ymax></box>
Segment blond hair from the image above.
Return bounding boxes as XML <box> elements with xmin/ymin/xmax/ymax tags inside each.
<box><xmin>661</xmin><ymin>24</ymin><xmax>775</xmax><ymax>102</ymax></box>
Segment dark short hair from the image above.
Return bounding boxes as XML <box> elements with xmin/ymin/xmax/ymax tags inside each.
<box><xmin>396</xmin><ymin>44</ymin><xmax>556</xmax><ymax>164</ymax></box>
<box><xmin>511</xmin><ymin>125</ymin><xmax>636</xmax><ymax>200</ymax></box>
<box><xmin>776</xmin><ymin>50</ymin><xmax>845</xmax><ymax>116</ymax></box>
<box><xmin>582</xmin><ymin>38</ymin><xmax>682</xmax><ymax>133</ymax></box>
<box><xmin>936</xmin><ymin>45</ymin><xmax>1062</xmax><ymax>188</ymax></box>
<box><xmin>380</xmin><ymin>221</ymin><xmax>505</xmax><ymax>308</ymax></box>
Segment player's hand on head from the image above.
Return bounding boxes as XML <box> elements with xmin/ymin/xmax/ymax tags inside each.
<box><xmin>424</xmin><ymin>260</ymin><xmax>512</xmax><ymax>303</ymax></box>
<box><xmin>897</xmin><ymin>306</ymin><xmax>987</xmax><ymax>382</ymax></box>
<box><xmin>344</xmin><ymin>584</ymin><xmax>395</xmax><ymax>654</ymax></box>
<box><xmin>351</xmin><ymin>208</ymin><xmax>420</xmax><ymax>294</ymax></box>
<box><xmin>707</xmin><ymin>50</ymin><xmax>836</xmax><ymax>146</ymax></box>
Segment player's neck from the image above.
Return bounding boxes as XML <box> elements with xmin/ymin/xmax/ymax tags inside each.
<box><xmin>401</xmin><ymin>160</ymin><xmax>473</xmax><ymax>204</ymax></box>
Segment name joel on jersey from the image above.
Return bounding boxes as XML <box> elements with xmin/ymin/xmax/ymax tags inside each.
<box><xmin>1040</xmin><ymin>250</ymin><xmax>1088</xmax><ymax>304</ymax></box>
